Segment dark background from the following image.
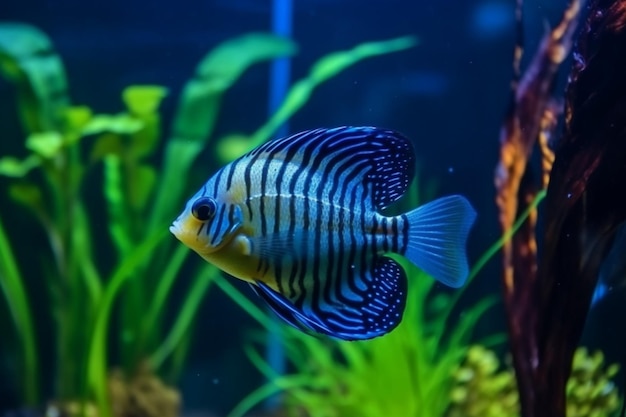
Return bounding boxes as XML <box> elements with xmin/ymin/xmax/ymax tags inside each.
<box><xmin>1</xmin><ymin>0</ymin><xmax>619</xmax><ymax>415</ymax></box>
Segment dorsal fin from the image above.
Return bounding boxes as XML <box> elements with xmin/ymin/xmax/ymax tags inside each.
<box><xmin>243</xmin><ymin>126</ymin><xmax>416</xmax><ymax>209</ymax></box>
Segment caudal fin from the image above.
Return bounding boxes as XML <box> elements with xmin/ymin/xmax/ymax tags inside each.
<box><xmin>403</xmin><ymin>195</ymin><xmax>476</xmax><ymax>288</ymax></box>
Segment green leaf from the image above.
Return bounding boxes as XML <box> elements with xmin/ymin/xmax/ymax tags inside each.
<box><xmin>127</xmin><ymin>115</ymin><xmax>162</xmax><ymax>159</ymax></box>
<box><xmin>244</xmin><ymin>35</ymin><xmax>418</xmax><ymax>151</ymax></box>
<box><xmin>128</xmin><ymin>164</ymin><xmax>157</xmax><ymax>211</ymax></box>
<box><xmin>25</xmin><ymin>131</ymin><xmax>63</xmax><ymax>158</ymax></box>
<box><xmin>0</xmin><ymin>155</ymin><xmax>41</xmax><ymax>177</ymax></box>
<box><xmin>214</xmin><ymin>275</ymin><xmax>276</xmax><ymax>330</ymax></box>
<box><xmin>147</xmin><ymin>33</ymin><xmax>296</xmax><ymax>233</ymax></box>
<box><xmin>172</xmin><ymin>33</ymin><xmax>296</xmax><ymax>142</ymax></box>
<box><xmin>216</xmin><ymin>134</ymin><xmax>253</xmax><ymax>163</ymax></box>
<box><xmin>71</xmin><ymin>203</ymin><xmax>102</xmax><ymax>305</ymax></box>
<box><xmin>82</xmin><ymin>114</ymin><xmax>143</xmax><ymax>136</ymax></box>
<box><xmin>469</xmin><ymin>189</ymin><xmax>547</xmax><ymax>282</ymax></box>
<box><xmin>139</xmin><ymin>244</ymin><xmax>190</xmax><ymax>355</ymax></box>
<box><xmin>150</xmin><ymin>266</ymin><xmax>214</xmax><ymax>369</ymax></box>
<box><xmin>0</xmin><ymin>216</ymin><xmax>38</xmax><ymax>404</ymax></box>
<box><xmin>122</xmin><ymin>85</ymin><xmax>168</xmax><ymax>116</ymax></box>
<box><xmin>90</xmin><ymin>134</ymin><xmax>123</xmax><ymax>161</ymax></box>
<box><xmin>8</xmin><ymin>183</ymin><xmax>42</xmax><ymax>211</ymax></box>
<box><xmin>103</xmin><ymin>155</ymin><xmax>132</xmax><ymax>256</ymax></box>
<box><xmin>0</xmin><ymin>23</ymin><xmax>69</xmax><ymax>132</ymax></box>
<box><xmin>64</xmin><ymin>106</ymin><xmax>93</xmax><ymax>131</ymax></box>
<box><xmin>87</xmin><ymin>229</ymin><xmax>168</xmax><ymax>417</ymax></box>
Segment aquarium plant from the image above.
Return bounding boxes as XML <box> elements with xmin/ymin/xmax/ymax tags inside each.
<box><xmin>218</xmin><ymin>177</ymin><xmax>548</xmax><ymax>417</ymax></box>
<box><xmin>448</xmin><ymin>345</ymin><xmax>620</xmax><ymax>417</ymax></box>
<box><xmin>448</xmin><ymin>345</ymin><xmax>519</xmax><ymax>417</ymax></box>
<box><xmin>0</xmin><ymin>21</ymin><xmax>417</xmax><ymax>416</ymax></box>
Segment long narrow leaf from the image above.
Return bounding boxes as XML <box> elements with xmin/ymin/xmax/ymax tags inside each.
<box><xmin>227</xmin><ymin>375</ymin><xmax>313</xmax><ymax>417</ymax></box>
<box><xmin>213</xmin><ymin>275</ymin><xmax>275</xmax><ymax>330</ymax></box>
<box><xmin>0</xmin><ymin>216</ymin><xmax>38</xmax><ymax>404</ymax></box>
<box><xmin>218</xmin><ymin>35</ymin><xmax>418</xmax><ymax>158</ymax></box>
<box><xmin>86</xmin><ymin>229</ymin><xmax>168</xmax><ymax>417</ymax></box>
<box><xmin>148</xmin><ymin>33</ymin><xmax>296</xmax><ymax>234</ymax></box>
<box><xmin>150</xmin><ymin>266</ymin><xmax>214</xmax><ymax>368</ymax></box>
<box><xmin>430</xmin><ymin>189</ymin><xmax>547</xmax><ymax>346</ymax></box>
<box><xmin>0</xmin><ymin>22</ymin><xmax>69</xmax><ymax>132</ymax></box>
<box><xmin>103</xmin><ymin>155</ymin><xmax>133</xmax><ymax>256</ymax></box>
<box><xmin>141</xmin><ymin>244</ymin><xmax>190</xmax><ymax>347</ymax></box>
<box><xmin>72</xmin><ymin>203</ymin><xmax>102</xmax><ymax>305</ymax></box>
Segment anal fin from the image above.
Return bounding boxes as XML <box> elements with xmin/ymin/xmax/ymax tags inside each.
<box><xmin>250</xmin><ymin>256</ymin><xmax>408</xmax><ymax>341</ymax></box>
<box><xmin>250</xmin><ymin>282</ymin><xmax>332</xmax><ymax>336</ymax></box>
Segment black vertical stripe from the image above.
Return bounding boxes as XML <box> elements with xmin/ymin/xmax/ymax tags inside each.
<box><xmin>310</xmin><ymin>197</ymin><xmax>324</xmax><ymax>317</ymax></box>
<box><xmin>381</xmin><ymin>217</ymin><xmax>389</xmax><ymax>252</ymax></box>
<box><xmin>326</xmin><ymin>164</ymin><xmax>354</xmax><ymax>306</ymax></box>
<box><xmin>391</xmin><ymin>216</ymin><xmax>399</xmax><ymax>253</ymax></box>
<box><xmin>337</xmin><ymin>164</ymin><xmax>368</xmax><ymax>300</ymax></box>
<box><xmin>287</xmin><ymin>194</ymin><xmax>298</xmax><ymax>299</ymax></box>
<box><xmin>273</xmin><ymin>139</ymin><xmax>300</xmax><ymax>234</ymax></box>
<box><xmin>227</xmin><ymin>204</ymin><xmax>235</xmax><ymax>225</ymax></box>
<box><xmin>243</xmin><ymin>160</ymin><xmax>255</xmax><ymax>221</ymax></box>
<box><xmin>225</xmin><ymin>159</ymin><xmax>239</xmax><ymax>190</ymax></box>
<box><xmin>259</xmin><ymin>155</ymin><xmax>274</xmax><ymax>237</ymax></box>
<box><xmin>212</xmin><ymin>167</ymin><xmax>225</xmax><ymax>197</ymax></box>
<box><xmin>209</xmin><ymin>204</ymin><xmax>228</xmax><ymax>245</ymax></box>
<box><xmin>323</xmin><ymin>200</ymin><xmax>335</xmax><ymax>306</ymax></box>
<box><xmin>400</xmin><ymin>214</ymin><xmax>409</xmax><ymax>255</ymax></box>
<box><xmin>359</xmin><ymin>185</ymin><xmax>370</xmax><ymax>284</ymax></box>
<box><xmin>371</xmin><ymin>215</ymin><xmax>379</xmax><ymax>256</ymax></box>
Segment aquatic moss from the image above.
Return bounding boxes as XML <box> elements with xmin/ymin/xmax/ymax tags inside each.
<box><xmin>448</xmin><ymin>346</ymin><xmax>519</xmax><ymax>417</ymax></box>
<box><xmin>566</xmin><ymin>348</ymin><xmax>621</xmax><ymax>417</ymax></box>
<box><xmin>447</xmin><ymin>346</ymin><xmax>621</xmax><ymax>417</ymax></box>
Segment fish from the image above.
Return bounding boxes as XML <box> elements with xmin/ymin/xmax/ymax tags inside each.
<box><xmin>170</xmin><ymin>126</ymin><xmax>477</xmax><ymax>340</ymax></box>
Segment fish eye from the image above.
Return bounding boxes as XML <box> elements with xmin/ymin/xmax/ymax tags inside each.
<box><xmin>191</xmin><ymin>197</ymin><xmax>217</xmax><ymax>221</ymax></box>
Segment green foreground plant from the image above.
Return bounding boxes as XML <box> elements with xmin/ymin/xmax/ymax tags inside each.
<box><xmin>220</xmin><ymin>184</ymin><xmax>546</xmax><ymax>417</ymax></box>
<box><xmin>0</xmin><ymin>21</ymin><xmax>417</xmax><ymax>415</ymax></box>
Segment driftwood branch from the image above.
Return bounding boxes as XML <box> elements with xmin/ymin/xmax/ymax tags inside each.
<box><xmin>496</xmin><ymin>0</ymin><xmax>626</xmax><ymax>415</ymax></box>
<box><xmin>535</xmin><ymin>0</ymin><xmax>626</xmax><ymax>415</ymax></box>
<box><xmin>494</xmin><ymin>0</ymin><xmax>579</xmax><ymax>416</ymax></box>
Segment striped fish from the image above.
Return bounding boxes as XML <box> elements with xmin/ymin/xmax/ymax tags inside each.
<box><xmin>170</xmin><ymin>126</ymin><xmax>476</xmax><ymax>340</ymax></box>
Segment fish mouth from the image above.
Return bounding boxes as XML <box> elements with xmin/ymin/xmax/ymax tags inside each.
<box><xmin>169</xmin><ymin>221</ymin><xmax>183</xmax><ymax>240</ymax></box>
<box><xmin>168</xmin><ymin>217</ymin><xmax>222</xmax><ymax>255</ymax></box>
<box><xmin>168</xmin><ymin>218</ymin><xmax>201</xmax><ymax>247</ymax></box>
<box><xmin>169</xmin><ymin>214</ymin><xmax>242</xmax><ymax>255</ymax></box>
